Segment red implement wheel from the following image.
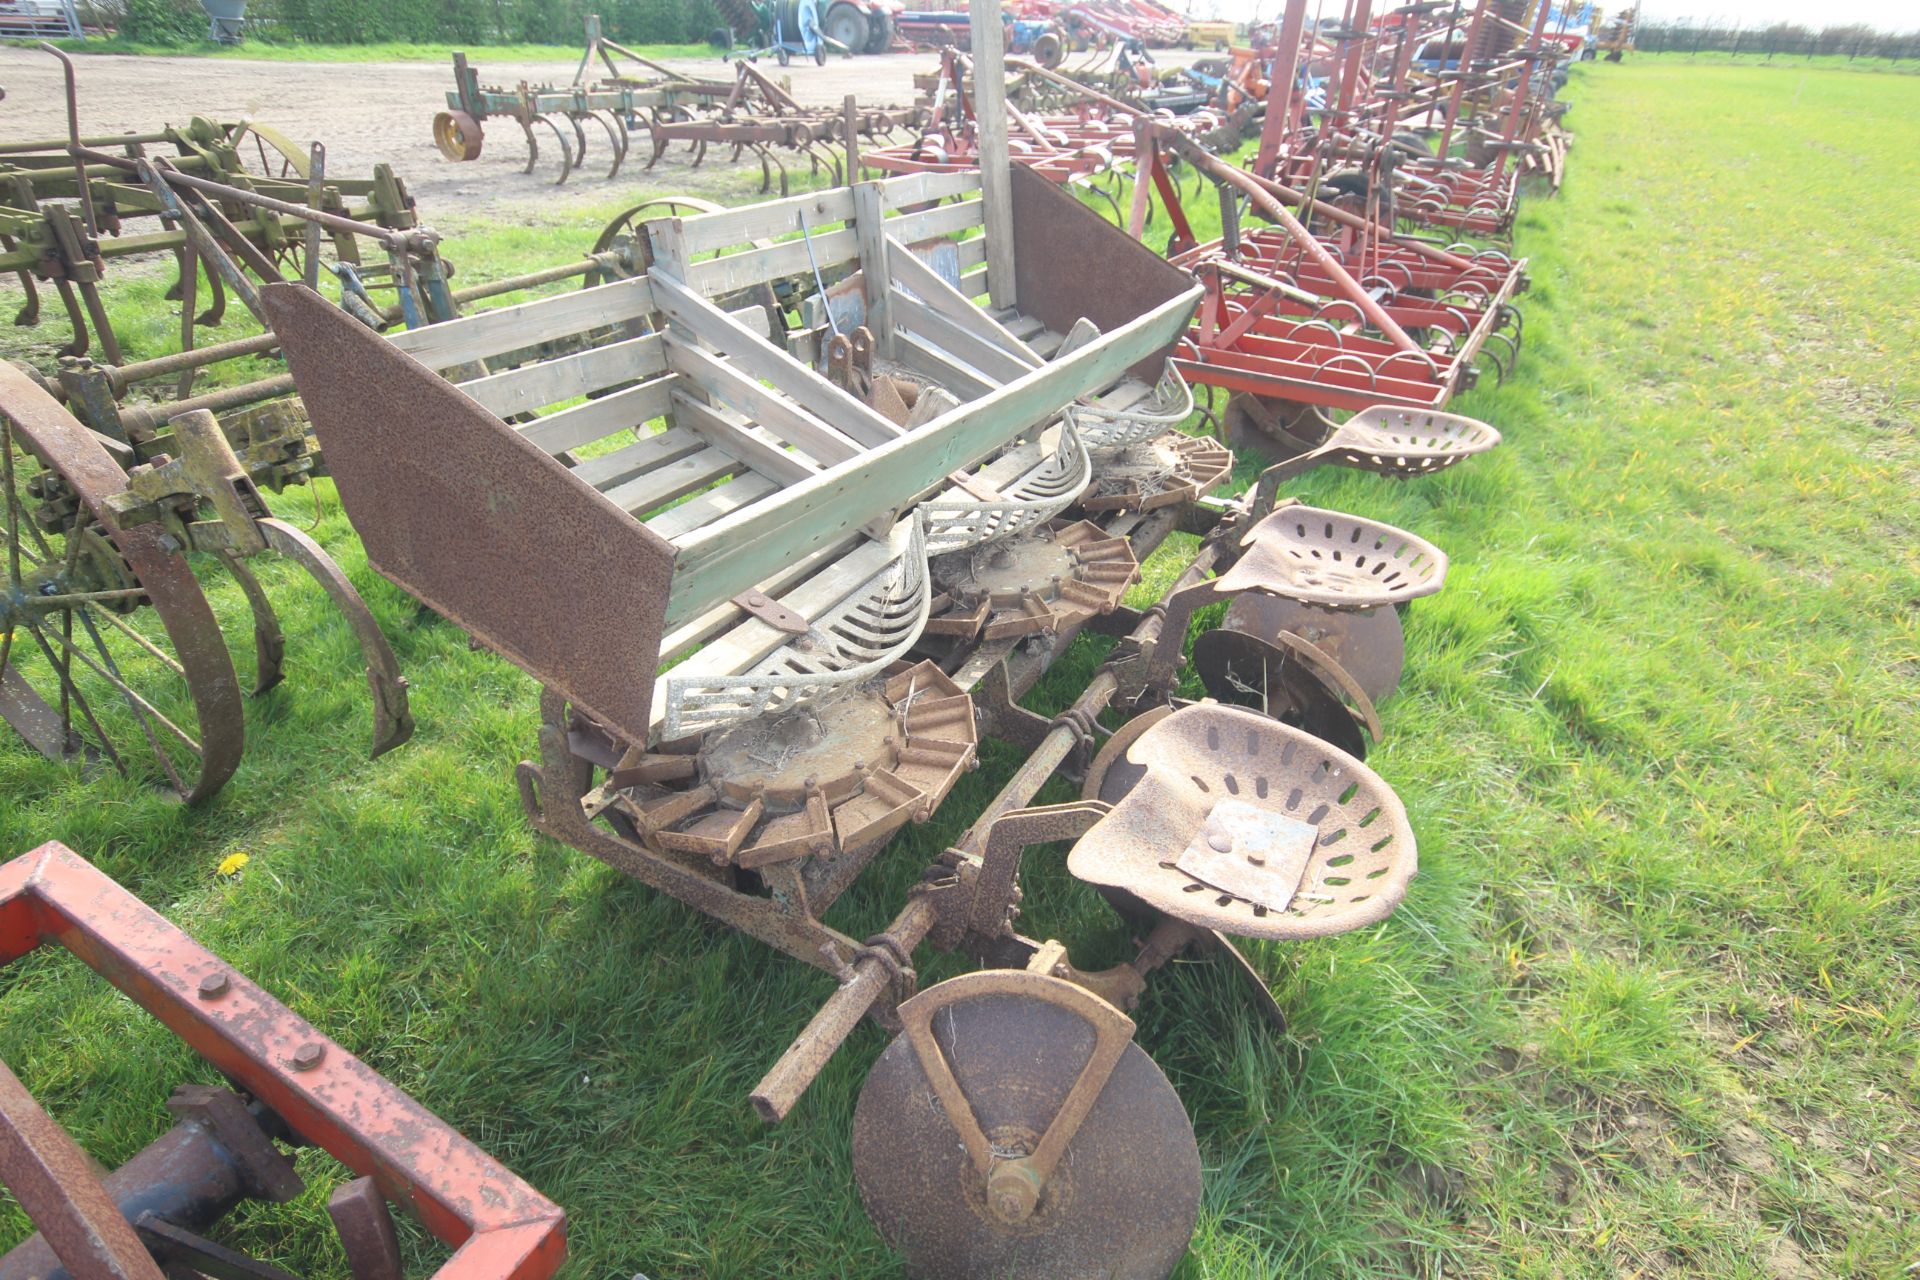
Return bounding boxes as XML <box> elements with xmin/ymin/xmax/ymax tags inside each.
<box><xmin>432</xmin><ymin>109</ymin><xmax>484</xmax><ymax>162</ymax></box>
<box><xmin>0</xmin><ymin>366</ymin><xmax>244</xmax><ymax>802</ymax></box>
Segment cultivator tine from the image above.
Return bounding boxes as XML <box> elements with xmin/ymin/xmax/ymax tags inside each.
<box><xmin>2</xmin><ymin>235</ymin><xmax>40</xmax><ymax>327</ymax></box>
<box><xmin>214</xmin><ymin>548</ymin><xmax>287</xmax><ymax>696</ymax></box>
<box><xmin>255</xmin><ymin>517</ymin><xmax>413</xmax><ymax>758</ymax></box>
<box><xmin>174</xmin><ymin>238</ymin><xmax>199</xmax><ymax>399</ymax></box>
<box><xmin>303</xmin><ymin>141</ymin><xmax>326</xmax><ymax>291</ymax></box>
<box><xmin>51</xmin><ymin>279</ymin><xmax>87</xmax><ymax>357</ymax></box>
<box><xmin>589</xmin><ymin>110</ymin><xmax>627</xmax><ymax>179</ymax></box>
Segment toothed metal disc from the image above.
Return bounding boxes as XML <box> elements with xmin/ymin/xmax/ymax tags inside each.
<box><xmin>852</xmin><ymin>983</ymin><xmax>1201</xmax><ymax>1280</ymax></box>
<box><xmin>1220</xmin><ymin>594</ymin><xmax>1405</xmax><ymax>703</ymax></box>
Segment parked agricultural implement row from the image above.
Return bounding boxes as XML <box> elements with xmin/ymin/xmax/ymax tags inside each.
<box><xmin>434</xmin><ymin>16</ymin><xmax>925</xmax><ymax>188</ymax></box>
<box><xmin>249</xmin><ymin>144</ymin><xmax>1507</xmax><ymax>1274</ymax></box>
<box><xmin>1247</xmin><ymin>0</ymin><xmax>1573</xmax><ymax>241</ymax></box>
<box><xmin>5</xmin><ymin>46</ymin><xmax>441</xmax><ymax>371</ymax></box>
<box><xmin>0</xmin><ymin>841</ymin><xmax>566</xmax><ymax>1280</ymax></box>
<box><xmin>867</xmin><ymin>49</ymin><xmax>1250</xmax><ymax>198</ymax></box>
<box><xmin>641</xmin><ymin>60</ymin><xmax>931</xmax><ymax>195</ymax></box>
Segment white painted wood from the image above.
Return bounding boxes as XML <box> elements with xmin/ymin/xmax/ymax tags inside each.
<box><xmin>570</xmin><ymin>425</ymin><xmax>706</xmax><ymax>491</ymax></box>
<box><xmin>669</xmin><ymin>389</ymin><xmax>821</xmax><ymax>485</ymax></box>
<box><xmin>677</xmin><ymin>188</ymin><xmax>856</xmax><ymax>255</ymax></box>
<box><xmin>968</xmin><ymin>0</ymin><xmax>1016</xmax><ymax>310</ymax></box>
<box><xmin>649</xmin><ymin>271</ymin><xmax>903</xmax><ymax>449</ymax></box>
<box><xmin>389</xmin><ymin>276</ymin><xmax>654</xmax><ymax>371</ymax></box>
<box><xmin>887</xmin><ymin>237</ymin><xmax>1041</xmax><ymax>365</ymax></box>
<box><xmin>458</xmin><ymin>332</ymin><xmax>664</xmax><ymax>418</ymax></box>
<box><xmin>644</xmin><ymin>472</ymin><xmax>781</xmax><ymax>541</ymax></box>
<box><xmin>601</xmin><ymin>445</ymin><xmax>739</xmax><ymax>515</ymax></box>
<box><xmin>687</xmin><ymin>226</ymin><xmax>860</xmax><ymax>295</ymax></box>
<box><xmin>896</xmin><ymin>303</ymin><xmax>1032</xmax><ymax>383</ymax></box>
<box><xmin>662</xmin><ymin>284</ymin><xmax>1198</xmax><ymax>625</ymax></box>
<box><xmin>894</xmin><ymin>329</ymin><xmax>996</xmax><ymax>399</ymax></box>
<box><xmin>877</xmin><ymin>170</ymin><xmax>982</xmax><ymax>209</ymax></box>
<box><xmin>665</xmin><ymin>336</ymin><xmax>863</xmax><ymax>466</ymax></box>
<box><xmin>851</xmin><ymin>182</ymin><xmax>894</xmax><ymax>355</ymax></box>
<box><xmin>516</xmin><ymin>376</ymin><xmax>674</xmax><ymax>455</ymax></box>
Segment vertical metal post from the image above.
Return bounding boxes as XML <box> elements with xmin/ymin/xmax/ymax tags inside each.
<box><xmin>843</xmin><ymin>93</ymin><xmax>860</xmax><ymax>185</ymax></box>
<box><xmin>1492</xmin><ymin>0</ymin><xmax>1553</xmax><ymax>180</ymax></box>
<box><xmin>968</xmin><ymin>0</ymin><xmax>1017</xmax><ymax>312</ymax></box>
<box><xmin>1253</xmin><ymin>0</ymin><xmax>1310</xmax><ymax>178</ymax></box>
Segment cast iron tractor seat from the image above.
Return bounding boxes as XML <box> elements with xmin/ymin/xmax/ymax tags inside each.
<box><xmin>1069</xmin><ymin>702</ymin><xmax>1417</xmax><ymax>938</ymax></box>
<box><xmin>1142</xmin><ymin>503</ymin><xmax>1449</xmax><ymax>749</ymax></box>
<box><xmin>1245</xmin><ymin>403</ymin><xmax>1503</xmax><ymax>509</ymax></box>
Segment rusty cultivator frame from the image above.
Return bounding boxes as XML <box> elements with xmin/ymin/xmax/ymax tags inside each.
<box><xmin>4</xmin><ymin>49</ymin><xmax>431</xmax><ymax>365</ymax></box>
<box><xmin>262</xmin><ymin>120</ymin><xmax>1504</xmax><ymax>1268</ymax></box>
<box><xmin>0</xmin><ymin>49</ymin><xmax>437</xmax><ymax>801</ymax></box>
<box><xmin>0</xmin><ymin>841</ymin><xmax>566</xmax><ymax>1280</ymax></box>
<box><xmin>434</xmin><ymin>17</ymin><xmax>927</xmax><ymax>190</ymax></box>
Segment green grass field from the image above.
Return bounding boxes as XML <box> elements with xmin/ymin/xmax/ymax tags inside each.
<box><xmin>2</xmin><ymin>57</ymin><xmax>1917</xmax><ymax>1279</ymax></box>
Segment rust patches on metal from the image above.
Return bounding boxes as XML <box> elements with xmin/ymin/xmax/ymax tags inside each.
<box><xmin>262</xmin><ymin>281</ymin><xmax>676</xmax><ymax>748</ymax></box>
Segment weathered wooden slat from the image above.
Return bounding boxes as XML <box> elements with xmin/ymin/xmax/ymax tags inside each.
<box><xmin>686</xmin><ymin>225</ymin><xmax>859</xmax><ymax>295</ymax></box>
<box><xmin>517</xmin><ymin>376</ymin><xmax>674</xmax><ymax>455</ymax></box>
<box><xmin>649</xmin><ymin>271</ymin><xmax>902</xmax><ymax>449</ymax></box>
<box><xmin>888</xmin><ymin>234</ymin><xmax>1040</xmax><ymax>367</ymax></box>
<box><xmin>851</xmin><ymin>183</ymin><xmax>893</xmax><ymax>355</ymax></box>
<box><xmin>644</xmin><ymin>471</ymin><xmax>781</xmax><ymax>542</ymax></box>
<box><xmin>601</xmin><ymin>445</ymin><xmax>739</xmax><ymax>515</ymax></box>
<box><xmin>460</xmin><ymin>331</ymin><xmax>664</xmax><ymax>418</ymax></box>
<box><xmin>894</xmin><ymin>329</ymin><xmax>996</xmax><ymax>400</ymax></box>
<box><xmin>877</xmin><ymin>170</ymin><xmax>982</xmax><ymax>209</ymax></box>
<box><xmin>389</xmin><ymin>275</ymin><xmax>654</xmax><ymax>371</ymax></box>
<box><xmin>665</xmin><ymin>336</ymin><xmax>862</xmax><ymax>466</ymax></box>
<box><xmin>669</xmin><ymin>389</ymin><xmax>820</xmax><ymax>485</ymax></box>
<box><xmin>676</xmin><ymin>188</ymin><xmax>857</xmax><ymax>255</ymax></box>
<box><xmin>570</xmin><ymin>425</ymin><xmax>707</xmax><ymax>491</ymax></box>
<box><xmin>663</xmin><ymin>285</ymin><xmax>1199</xmax><ymax>625</ymax></box>
<box><xmin>679</xmin><ymin>193</ymin><xmax>981</xmax><ymax>299</ymax></box>
<box><xmin>892</xmin><ymin>291</ymin><xmax>1036</xmax><ymax>384</ymax></box>
<box><xmin>885</xmin><ymin>197</ymin><xmax>984</xmax><ymax>244</ymax></box>
<box><xmin>971</xmin><ymin>0</ymin><xmax>1017</xmax><ymax>310</ymax></box>
<box><xmin>959</xmin><ymin>262</ymin><xmax>988</xmax><ymax>301</ymax></box>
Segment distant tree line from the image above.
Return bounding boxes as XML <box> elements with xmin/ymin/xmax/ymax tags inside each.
<box><xmin>91</xmin><ymin>0</ymin><xmax>727</xmax><ymax>46</ymax></box>
<box><xmin>1633</xmin><ymin>21</ymin><xmax>1920</xmax><ymax>61</ymax></box>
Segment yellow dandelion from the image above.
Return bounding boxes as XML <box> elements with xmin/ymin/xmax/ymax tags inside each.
<box><xmin>216</xmin><ymin>852</ymin><xmax>251</xmax><ymax>877</ymax></box>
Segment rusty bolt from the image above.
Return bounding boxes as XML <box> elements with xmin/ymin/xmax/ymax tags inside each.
<box><xmin>197</xmin><ymin>972</ymin><xmax>229</xmax><ymax>1000</ymax></box>
<box><xmin>290</xmin><ymin>1042</ymin><xmax>326</xmax><ymax>1072</ymax></box>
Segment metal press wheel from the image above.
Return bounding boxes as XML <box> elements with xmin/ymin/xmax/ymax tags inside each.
<box><xmin>0</xmin><ymin>369</ymin><xmax>244</xmax><ymax>803</ymax></box>
<box><xmin>432</xmin><ymin>110</ymin><xmax>485</xmax><ymax>162</ymax></box>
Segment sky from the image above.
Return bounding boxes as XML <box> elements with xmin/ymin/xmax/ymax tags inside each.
<box><xmin>1179</xmin><ymin>0</ymin><xmax>1918</xmax><ymax>31</ymax></box>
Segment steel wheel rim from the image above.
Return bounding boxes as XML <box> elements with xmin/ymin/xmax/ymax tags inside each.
<box><xmin>0</xmin><ymin>371</ymin><xmax>243</xmax><ymax>802</ymax></box>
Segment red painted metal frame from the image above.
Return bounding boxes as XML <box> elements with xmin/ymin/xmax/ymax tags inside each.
<box><xmin>1246</xmin><ymin>0</ymin><xmax>1561</xmax><ymax>240</ymax></box>
<box><xmin>0</xmin><ymin>842</ymin><xmax>567</xmax><ymax>1280</ymax></box>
